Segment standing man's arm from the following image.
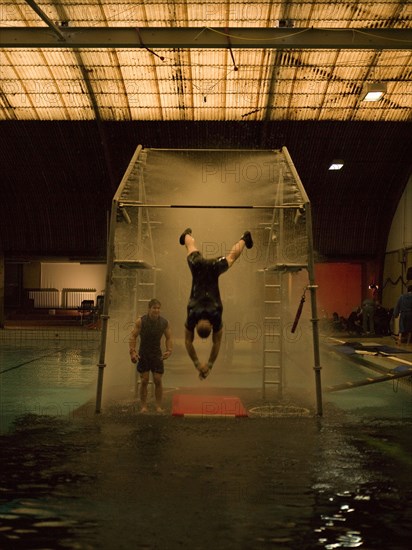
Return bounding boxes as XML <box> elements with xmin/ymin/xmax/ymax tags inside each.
<box><xmin>162</xmin><ymin>324</ymin><xmax>173</xmax><ymax>360</ymax></box>
<box><xmin>129</xmin><ymin>317</ymin><xmax>142</xmax><ymax>364</ymax></box>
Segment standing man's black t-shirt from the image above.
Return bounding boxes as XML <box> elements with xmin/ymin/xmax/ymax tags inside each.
<box><xmin>137</xmin><ymin>314</ymin><xmax>169</xmax><ymax>373</ymax></box>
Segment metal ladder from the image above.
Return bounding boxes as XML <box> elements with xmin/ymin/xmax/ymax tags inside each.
<box><xmin>135</xmin><ymin>166</ymin><xmax>157</xmax><ymax>316</ymax></box>
<box><xmin>262</xmin><ymin>268</ymin><xmax>283</xmax><ymax>399</ymax></box>
<box><xmin>135</xmin><ymin>268</ymin><xmax>157</xmax><ymax>316</ymax></box>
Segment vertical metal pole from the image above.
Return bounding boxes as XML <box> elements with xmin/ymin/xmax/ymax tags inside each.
<box><xmin>95</xmin><ymin>198</ymin><xmax>118</xmax><ymax>413</ymax></box>
<box><xmin>95</xmin><ymin>145</ymin><xmax>143</xmax><ymax>414</ymax></box>
<box><xmin>282</xmin><ymin>146</ymin><xmax>323</xmax><ymax>416</ymax></box>
<box><xmin>305</xmin><ymin>203</ymin><xmax>323</xmax><ymax>416</ymax></box>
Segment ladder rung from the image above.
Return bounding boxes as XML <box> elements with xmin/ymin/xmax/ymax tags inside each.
<box><xmin>263</xmin><ymin>273</ymin><xmax>282</xmax><ymax>390</ymax></box>
<box><xmin>139</xmin><ymin>282</ymin><xmax>155</xmax><ymax>286</ymax></box>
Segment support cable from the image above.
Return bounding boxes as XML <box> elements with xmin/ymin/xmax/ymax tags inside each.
<box><xmin>136</xmin><ymin>27</ymin><xmax>165</xmax><ymax>61</ymax></box>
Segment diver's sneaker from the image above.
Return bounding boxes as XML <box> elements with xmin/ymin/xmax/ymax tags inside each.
<box><xmin>241</xmin><ymin>231</ymin><xmax>253</xmax><ymax>249</ymax></box>
<box><xmin>179</xmin><ymin>228</ymin><xmax>192</xmax><ymax>245</ymax></box>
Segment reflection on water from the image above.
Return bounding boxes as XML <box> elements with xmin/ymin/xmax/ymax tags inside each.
<box><xmin>0</xmin><ymin>497</ymin><xmax>97</xmax><ymax>550</ymax></box>
<box><xmin>314</xmin><ymin>490</ymin><xmax>368</xmax><ymax>548</ymax></box>
<box><xmin>0</xmin><ymin>411</ymin><xmax>411</xmax><ymax>549</ymax></box>
<box><xmin>0</xmin><ymin>416</ymin><xmax>99</xmax><ymax>549</ymax></box>
<box><xmin>0</xmin><ymin>341</ymin><xmax>99</xmax><ymax>434</ymax></box>
<box><xmin>313</xmin><ymin>485</ymin><xmax>411</xmax><ymax>549</ymax></box>
<box><xmin>311</xmin><ymin>415</ymin><xmax>412</xmax><ymax>549</ymax></box>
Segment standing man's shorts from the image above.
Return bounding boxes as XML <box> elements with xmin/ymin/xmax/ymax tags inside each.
<box><xmin>137</xmin><ymin>356</ymin><xmax>164</xmax><ymax>374</ymax></box>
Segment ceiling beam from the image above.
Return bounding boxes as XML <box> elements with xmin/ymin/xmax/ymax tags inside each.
<box><xmin>23</xmin><ymin>0</ymin><xmax>66</xmax><ymax>42</ymax></box>
<box><xmin>1</xmin><ymin>27</ymin><xmax>411</xmax><ymax>50</ymax></box>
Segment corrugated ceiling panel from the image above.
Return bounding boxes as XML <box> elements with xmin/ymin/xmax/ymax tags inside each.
<box><xmin>225</xmin><ymin>50</ymin><xmax>269</xmax><ymax>116</ymax></box>
<box><xmin>227</xmin><ymin>2</ymin><xmax>273</xmax><ymax>25</ymax></box>
<box><xmin>190</xmin><ymin>50</ymin><xmax>228</xmax><ymax>102</ymax></box>
<box><xmin>128</xmin><ymin>105</ymin><xmax>161</xmax><ymax>121</ymax></box>
<box><xmin>78</xmin><ymin>49</ymin><xmax>115</xmax><ymax>71</ymax></box>
<box><xmin>120</xmin><ymin>51</ymin><xmax>162</xmax><ymax>119</ymax></box>
<box><xmin>288</xmin><ymin>1</ymin><xmax>405</xmax><ymax>27</ymax></box>
<box><xmin>379</xmin><ymin>51</ymin><xmax>412</xmax><ymax>76</ymax></box>
<box><xmin>116</xmin><ymin>49</ymin><xmax>159</xmax><ymax>70</ymax></box>
<box><xmin>3</xmin><ymin>1</ymin><xmax>410</xmax><ymax>27</ymax></box>
<box><xmin>62</xmin><ymin>4</ymin><xmax>111</xmax><ymax>25</ymax></box>
<box><xmin>372</xmin><ymin>53</ymin><xmax>412</xmax><ymax>81</ymax></box>
<box><xmin>0</xmin><ymin>2</ymin><xmax>410</xmax><ymax>123</ymax></box>
<box><xmin>1</xmin><ymin>3</ymin><xmax>34</xmax><ymax>25</ymax></box>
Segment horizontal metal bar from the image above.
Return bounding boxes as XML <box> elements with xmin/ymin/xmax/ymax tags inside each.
<box><xmin>266</xmin><ymin>263</ymin><xmax>309</xmax><ymax>270</ymax></box>
<box><xmin>1</xmin><ymin>27</ymin><xmax>411</xmax><ymax>50</ymax></box>
<box><xmin>149</xmin><ymin>147</ymin><xmax>280</xmax><ymax>153</ymax></box>
<box><xmin>118</xmin><ymin>201</ymin><xmax>300</xmax><ymax>209</ymax></box>
<box><xmin>113</xmin><ymin>260</ymin><xmax>153</xmax><ymax>269</ymax></box>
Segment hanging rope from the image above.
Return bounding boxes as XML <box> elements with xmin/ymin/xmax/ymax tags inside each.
<box><xmin>291</xmin><ymin>287</ymin><xmax>307</xmax><ymax>333</ymax></box>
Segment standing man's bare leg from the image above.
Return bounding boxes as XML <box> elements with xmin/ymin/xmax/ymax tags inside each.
<box><xmin>153</xmin><ymin>372</ymin><xmax>164</xmax><ymax>412</ymax></box>
<box><xmin>139</xmin><ymin>372</ymin><xmax>150</xmax><ymax>412</ymax></box>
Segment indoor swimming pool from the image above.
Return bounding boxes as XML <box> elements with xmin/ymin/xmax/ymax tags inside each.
<box><xmin>0</xmin><ymin>333</ymin><xmax>99</xmax><ymax>434</ymax></box>
<box><xmin>1</xmin><ymin>331</ymin><xmax>411</xmax><ymax>549</ymax></box>
<box><xmin>1</xmin><ymin>331</ymin><xmax>411</xmax><ymax>434</ymax></box>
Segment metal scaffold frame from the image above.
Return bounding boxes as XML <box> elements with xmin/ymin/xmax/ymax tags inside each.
<box><xmin>260</xmin><ymin>148</ymin><xmax>322</xmax><ymax>415</ymax></box>
<box><xmin>95</xmin><ymin>146</ymin><xmax>323</xmax><ymax>416</ymax></box>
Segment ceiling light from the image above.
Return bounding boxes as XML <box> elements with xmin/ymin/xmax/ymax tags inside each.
<box><xmin>328</xmin><ymin>160</ymin><xmax>344</xmax><ymax>171</ymax></box>
<box><xmin>360</xmin><ymin>82</ymin><xmax>387</xmax><ymax>102</ymax></box>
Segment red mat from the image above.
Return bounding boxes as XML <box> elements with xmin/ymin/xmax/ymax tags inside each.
<box><xmin>172</xmin><ymin>394</ymin><xmax>248</xmax><ymax>417</ymax></box>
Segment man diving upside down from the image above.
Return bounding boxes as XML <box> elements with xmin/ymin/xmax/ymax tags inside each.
<box><xmin>180</xmin><ymin>227</ymin><xmax>253</xmax><ymax>379</ymax></box>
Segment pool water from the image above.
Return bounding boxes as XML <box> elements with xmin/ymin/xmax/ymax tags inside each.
<box><xmin>0</xmin><ymin>336</ymin><xmax>411</xmax><ymax>549</ymax></box>
<box><xmin>0</xmin><ymin>340</ymin><xmax>99</xmax><ymax>434</ymax></box>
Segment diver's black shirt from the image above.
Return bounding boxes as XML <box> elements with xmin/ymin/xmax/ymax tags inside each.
<box><xmin>185</xmin><ymin>251</ymin><xmax>229</xmax><ymax>332</ymax></box>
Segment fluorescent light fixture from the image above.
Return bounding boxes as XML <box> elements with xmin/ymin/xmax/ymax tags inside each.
<box><xmin>329</xmin><ymin>159</ymin><xmax>344</xmax><ymax>171</ymax></box>
<box><xmin>360</xmin><ymin>82</ymin><xmax>387</xmax><ymax>102</ymax></box>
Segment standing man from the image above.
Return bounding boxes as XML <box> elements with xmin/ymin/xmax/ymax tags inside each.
<box><xmin>179</xmin><ymin>227</ymin><xmax>253</xmax><ymax>380</ymax></box>
<box><xmin>129</xmin><ymin>298</ymin><xmax>173</xmax><ymax>412</ymax></box>
<box><xmin>361</xmin><ymin>297</ymin><xmax>376</xmax><ymax>335</ymax></box>
<box><xmin>394</xmin><ymin>285</ymin><xmax>412</xmax><ymax>345</ymax></box>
